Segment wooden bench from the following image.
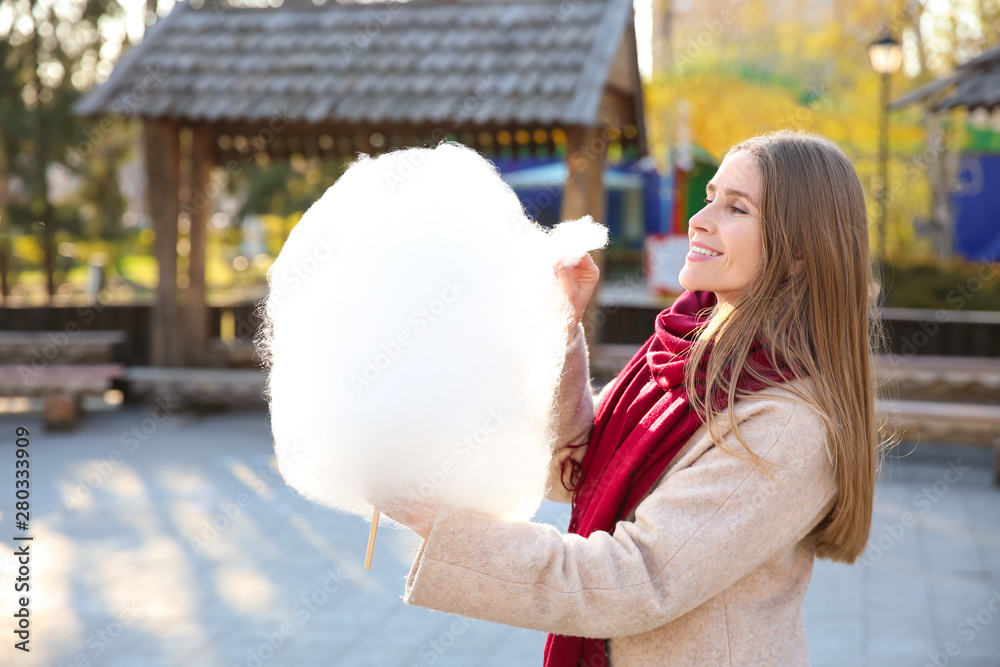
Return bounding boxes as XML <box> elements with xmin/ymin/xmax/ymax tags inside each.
<box><xmin>125</xmin><ymin>366</ymin><xmax>266</xmax><ymax>408</ymax></box>
<box><xmin>0</xmin><ymin>331</ymin><xmax>126</xmax><ymax>430</ymax></box>
<box><xmin>873</xmin><ymin>355</ymin><xmax>1000</xmax><ymax>402</ymax></box>
<box><xmin>207</xmin><ymin>338</ymin><xmax>263</xmax><ymax>368</ymax></box>
<box><xmin>0</xmin><ymin>330</ymin><xmax>127</xmax><ymax>364</ymax></box>
<box><xmin>880</xmin><ymin>399</ymin><xmax>1000</xmax><ymax>486</ymax></box>
<box><xmin>593</xmin><ymin>344</ymin><xmax>1000</xmax><ymax>485</ymax></box>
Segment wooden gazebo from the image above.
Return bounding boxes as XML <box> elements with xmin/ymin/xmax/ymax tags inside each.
<box><xmin>74</xmin><ymin>0</ymin><xmax>647</xmax><ymax>366</ymax></box>
<box><xmin>890</xmin><ymin>43</ymin><xmax>1000</xmax><ymax>112</ymax></box>
<box><xmin>889</xmin><ymin>44</ymin><xmax>1000</xmax><ymax>260</ymax></box>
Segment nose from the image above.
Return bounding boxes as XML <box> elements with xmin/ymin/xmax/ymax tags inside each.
<box><xmin>687</xmin><ymin>205</ymin><xmax>715</xmax><ymax>235</ymax></box>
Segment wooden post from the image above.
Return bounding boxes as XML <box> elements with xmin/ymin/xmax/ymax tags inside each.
<box><xmin>993</xmin><ymin>436</ymin><xmax>999</xmax><ymax>488</ymax></box>
<box><xmin>144</xmin><ymin>120</ymin><xmax>182</xmax><ymax>367</ymax></box>
<box><xmin>185</xmin><ymin>124</ymin><xmax>213</xmax><ymax>366</ymax></box>
<box><xmin>561</xmin><ymin>125</ymin><xmax>608</xmax><ymax>348</ymax></box>
<box><xmin>0</xmin><ymin>229</ymin><xmax>9</xmax><ymax>301</ymax></box>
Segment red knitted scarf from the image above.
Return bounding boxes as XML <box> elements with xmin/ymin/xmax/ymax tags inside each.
<box><xmin>543</xmin><ymin>290</ymin><xmax>794</xmax><ymax>667</ymax></box>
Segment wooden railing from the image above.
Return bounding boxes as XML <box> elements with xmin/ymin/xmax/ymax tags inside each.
<box><xmin>2</xmin><ymin>302</ymin><xmax>998</xmax><ymax>365</ymax></box>
<box><xmin>598</xmin><ymin>305</ymin><xmax>1000</xmax><ymax>358</ymax></box>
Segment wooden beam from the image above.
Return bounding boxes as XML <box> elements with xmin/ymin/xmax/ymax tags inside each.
<box><xmin>205</xmin><ymin>119</ymin><xmax>642</xmax><ymax>161</ymax></box>
<box><xmin>183</xmin><ymin>124</ymin><xmax>214</xmax><ymax>366</ymax></box>
<box><xmin>605</xmin><ymin>28</ymin><xmax>636</xmax><ymax>95</ymax></box>
<box><xmin>561</xmin><ymin>125</ymin><xmax>608</xmax><ymax>348</ymax></box>
<box><xmin>597</xmin><ymin>89</ymin><xmax>634</xmax><ymax>127</ymax></box>
<box><xmin>144</xmin><ymin>119</ymin><xmax>182</xmax><ymax>367</ymax></box>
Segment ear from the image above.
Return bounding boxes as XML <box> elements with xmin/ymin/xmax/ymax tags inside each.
<box><xmin>791</xmin><ymin>259</ymin><xmax>804</xmax><ymax>276</ymax></box>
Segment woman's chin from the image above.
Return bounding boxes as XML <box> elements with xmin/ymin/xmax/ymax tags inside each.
<box><xmin>677</xmin><ymin>270</ymin><xmax>702</xmax><ymax>293</ymax></box>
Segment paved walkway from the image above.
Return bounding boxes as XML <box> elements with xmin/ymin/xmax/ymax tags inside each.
<box><xmin>0</xmin><ymin>405</ymin><xmax>997</xmax><ymax>666</ymax></box>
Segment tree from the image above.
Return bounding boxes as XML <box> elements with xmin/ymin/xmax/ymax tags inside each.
<box><xmin>0</xmin><ymin>0</ymin><xmax>140</xmax><ymax>300</ymax></box>
<box><xmin>645</xmin><ymin>0</ymin><xmax>1000</xmax><ymax>259</ymax></box>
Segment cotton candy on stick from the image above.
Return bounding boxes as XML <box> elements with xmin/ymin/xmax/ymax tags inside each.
<box><xmin>258</xmin><ymin>142</ymin><xmax>607</xmax><ymax>567</ymax></box>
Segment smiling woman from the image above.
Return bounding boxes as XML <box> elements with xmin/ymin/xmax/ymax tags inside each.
<box><xmin>678</xmin><ymin>151</ymin><xmax>765</xmax><ymax>304</ymax></box>
<box><xmin>382</xmin><ymin>129</ymin><xmax>882</xmax><ymax>667</ymax></box>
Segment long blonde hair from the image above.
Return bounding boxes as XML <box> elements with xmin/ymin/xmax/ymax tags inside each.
<box><xmin>685</xmin><ymin>129</ymin><xmax>883</xmax><ymax>564</ymax></box>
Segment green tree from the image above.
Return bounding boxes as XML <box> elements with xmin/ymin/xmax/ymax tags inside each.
<box><xmin>0</xmin><ymin>0</ymin><xmax>139</xmax><ymax>300</ymax></box>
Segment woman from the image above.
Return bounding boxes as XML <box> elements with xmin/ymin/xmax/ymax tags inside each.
<box><xmin>377</xmin><ymin>129</ymin><xmax>879</xmax><ymax>666</ymax></box>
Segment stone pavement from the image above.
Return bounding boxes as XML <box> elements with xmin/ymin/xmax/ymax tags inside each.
<box><xmin>0</xmin><ymin>404</ymin><xmax>997</xmax><ymax>667</ymax></box>
<box><xmin>805</xmin><ymin>443</ymin><xmax>1000</xmax><ymax>667</ymax></box>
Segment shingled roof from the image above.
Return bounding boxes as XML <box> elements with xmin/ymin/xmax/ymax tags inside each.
<box><xmin>890</xmin><ymin>44</ymin><xmax>1000</xmax><ymax>112</ymax></box>
<box><xmin>74</xmin><ymin>0</ymin><xmax>641</xmax><ymax>129</ymax></box>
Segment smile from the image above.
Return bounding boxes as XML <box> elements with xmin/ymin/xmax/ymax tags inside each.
<box><xmin>690</xmin><ymin>246</ymin><xmax>722</xmax><ymax>257</ymax></box>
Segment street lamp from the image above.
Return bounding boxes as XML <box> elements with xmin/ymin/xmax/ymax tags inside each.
<box><xmin>868</xmin><ymin>32</ymin><xmax>903</xmax><ymax>302</ymax></box>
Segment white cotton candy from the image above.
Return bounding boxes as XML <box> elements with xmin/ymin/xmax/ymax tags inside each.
<box><xmin>258</xmin><ymin>142</ymin><xmax>608</xmax><ymax>524</ymax></box>
<box><xmin>548</xmin><ymin>216</ymin><xmax>609</xmax><ymax>268</ymax></box>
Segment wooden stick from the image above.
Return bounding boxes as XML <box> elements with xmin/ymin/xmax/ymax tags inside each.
<box><xmin>364</xmin><ymin>507</ymin><xmax>380</xmax><ymax>569</ymax></box>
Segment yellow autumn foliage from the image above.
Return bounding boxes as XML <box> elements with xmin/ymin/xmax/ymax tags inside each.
<box><xmin>643</xmin><ymin>0</ymin><xmax>982</xmax><ymax>256</ymax></box>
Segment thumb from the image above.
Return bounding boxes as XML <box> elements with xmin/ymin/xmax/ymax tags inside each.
<box><xmin>554</xmin><ymin>261</ymin><xmax>577</xmax><ymax>294</ymax></box>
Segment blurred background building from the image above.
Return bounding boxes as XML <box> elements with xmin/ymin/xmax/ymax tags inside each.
<box><xmin>0</xmin><ymin>1</ymin><xmax>998</xmax><ymax>666</ymax></box>
<box><xmin>0</xmin><ymin>0</ymin><xmax>997</xmax><ymax>442</ymax></box>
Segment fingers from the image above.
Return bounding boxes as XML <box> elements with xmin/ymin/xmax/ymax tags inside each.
<box><xmin>574</xmin><ymin>252</ymin><xmax>599</xmax><ymax>279</ymax></box>
<box><xmin>554</xmin><ymin>254</ymin><xmax>598</xmax><ymax>285</ymax></box>
<box><xmin>557</xmin><ymin>254</ymin><xmax>598</xmax><ymax>282</ymax></box>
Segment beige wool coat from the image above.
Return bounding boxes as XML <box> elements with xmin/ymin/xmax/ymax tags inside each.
<box><xmin>402</xmin><ymin>325</ymin><xmax>839</xmax><ymax>666</ymax></box>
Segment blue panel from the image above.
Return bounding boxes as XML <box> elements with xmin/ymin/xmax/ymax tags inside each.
<box><xmin>605</xmin><ymin>190</ymin><xmax>622</xmax><ymax>238</ymax></box>
<box><xmin>952</xmin><ymin>154</ymin><xmax>1000</xmax><ymax>261</ymax></box>
<box><xmin>495</xmin><ymin>157</ymin><xmax>669</xmax><ymax>241</ymax></box>
<box><xmin>516</xmin><ymin>188</ymin><xmax>562</xmax><ymax>228</ymax></box>
<box><xmin>642</xmin><ymin>169</ymin><xmax>661</xmax><ymax>235</ymax></box>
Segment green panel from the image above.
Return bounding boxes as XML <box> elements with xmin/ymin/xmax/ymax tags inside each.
<box><xmin>963</xmin><ymin>124</ymin><xmax>1000</xmax><ymax>152</ymax></box>
<box><xmin>685</xmin><ymin>161</ymin><xmax>717</xmax><ymax>225</ymax></box>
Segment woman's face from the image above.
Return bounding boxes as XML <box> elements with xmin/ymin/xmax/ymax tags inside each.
<box><xmin>678</xmin><ymin>151</ymin><xmax>763</xmax><ymax>306</ymax></box>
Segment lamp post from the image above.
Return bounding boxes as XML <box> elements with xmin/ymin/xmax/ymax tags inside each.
<box><xmin>868</xmin><ymin>32</ymin><xmax>903</xmax><ymax>302</ymax></box>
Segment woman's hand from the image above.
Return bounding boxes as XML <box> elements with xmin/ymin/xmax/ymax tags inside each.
<box><xmin>554</xmin><ymin>252</ymin><xmax>600</xmax><ymax>340</ymax></box>
<box><xmin>366</xmin><ymin>486</ymin><xmax>441</xmax><ymax>540</ymax></box>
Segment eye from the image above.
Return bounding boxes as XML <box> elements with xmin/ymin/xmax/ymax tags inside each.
<box><xmin>703</xmin><ymin>197</ymin><xmax>714</xmax><ymax>205</ymax></box>
<box><xmin>730</xmin><ymin>205</ymin><xmax>748</xmax><ymax>215</ymax></box>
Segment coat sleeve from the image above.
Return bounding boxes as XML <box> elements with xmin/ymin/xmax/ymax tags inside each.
<box><xmin>548</xmin><ymin>322</ymin><xmax>596</xmax><ymax>452</ymax></box>
<box><xmin>543</xmin><ymin>323</ymin><xmax>597</xmax><ymax>503</ymax></box>
<box><xmin>402</xmin><ymin>399</ymin><xmax>838</xmax><ymax>639</ymax></box>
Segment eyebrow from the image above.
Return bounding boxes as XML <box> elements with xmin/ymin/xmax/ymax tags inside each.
<box><xmin>706</xmin><ymin>183</ymin><xmax>759</xmax><ymax>210</ymax></box>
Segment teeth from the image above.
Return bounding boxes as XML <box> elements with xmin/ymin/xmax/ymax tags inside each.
<box><xmin>692</xmin><ymin>246</ymin><xmax>721</xmax><ymax>257</ymax></box>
